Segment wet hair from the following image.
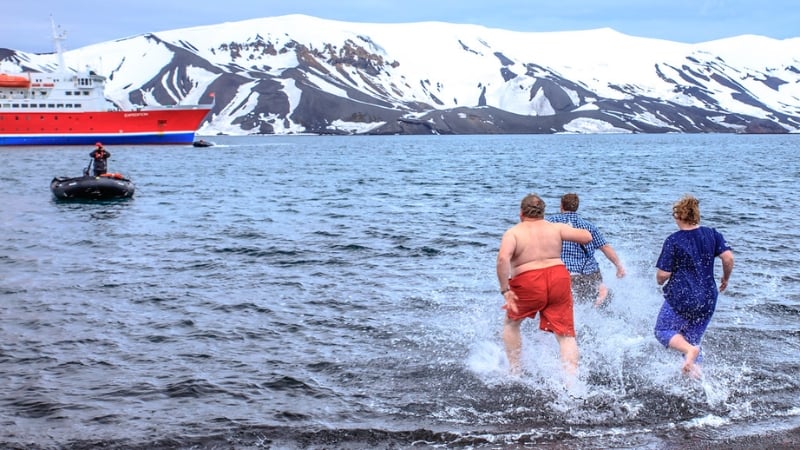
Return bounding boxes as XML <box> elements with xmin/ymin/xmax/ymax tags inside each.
<box><xmin>520</xmin><ymin>193</ymin><xmax>546</xmax><ymax>218</ymax></box>
<box><xmin>561</xmin><ymin>193</ymin><xmax>579</xmax><ymax>212</ymax></box>
<box><xmin>673</xmin><ymin>194</ymin><xmax>700</xmax><ymax>225</ymax></box>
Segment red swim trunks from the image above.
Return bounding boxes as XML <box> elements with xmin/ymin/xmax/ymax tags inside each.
<box><xmin>507</xmin><ymin>264</ymin><xmax>575</xmax><ymax>336</ymax></box>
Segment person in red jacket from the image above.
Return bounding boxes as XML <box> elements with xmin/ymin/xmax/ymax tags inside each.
<box><xmin>89</xmin><ymin>142</ymin><xmax>111</xmax><ymax>176</ymax></box>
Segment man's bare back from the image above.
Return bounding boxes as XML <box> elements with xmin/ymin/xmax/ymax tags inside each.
<box><xmin>495</xmin><ymin>193</ymin><xmax>593</xmax><ymax>378</ymax></box>
<box><xmin>498</xmin><ymin>218</ymin><xmax>592</xmax><ymax>280</ymax></box>
<box><xmin>510</xmin><ymin>219</ymin><xmax>578</xmax><ymax>273</ymax></box>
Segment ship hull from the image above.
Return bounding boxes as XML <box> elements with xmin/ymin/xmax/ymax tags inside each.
<box><xmin>0</xmin><ymin>107</ymin><xmax>212</xmax><ymax>146</ymax></box>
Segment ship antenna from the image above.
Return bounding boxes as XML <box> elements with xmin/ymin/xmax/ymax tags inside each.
<box><xmin>50</xmin><ymin>16</ymin><xmax>67</xmax><ymax>73</ymax></box>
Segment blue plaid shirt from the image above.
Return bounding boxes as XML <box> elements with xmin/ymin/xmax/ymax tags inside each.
<box><xmin>546</xmin><ymin>212</ymin><xmax>608</xmax><ymax>274</ymax></box>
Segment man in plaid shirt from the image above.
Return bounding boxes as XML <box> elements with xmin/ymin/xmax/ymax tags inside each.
<box><xmin>547</xmin><ymin>193</ymin><xmax>626</xmax><ymax>307</ymax></box>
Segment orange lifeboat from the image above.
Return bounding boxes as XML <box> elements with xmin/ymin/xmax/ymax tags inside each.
<box><xmin>0</xmin><ymin>74</ymin><xmax>30</xmax><ymax>88</ymax></box>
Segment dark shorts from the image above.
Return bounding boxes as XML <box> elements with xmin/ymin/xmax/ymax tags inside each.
<box><xmin>570</xmin><ymin>271</ymin><xmax>603</xmax><ymax>303</ymax></box>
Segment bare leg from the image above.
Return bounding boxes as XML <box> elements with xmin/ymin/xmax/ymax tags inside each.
<box><xmin>594</xmin><ymin>283</ymin><xmax>609</xmax><ymax>308</ymax></box>
<box><xmin>668</xmin><ymin>333</ymin><xmax>701</xmax><ymax>378</ymax></box>
<box><xmin>503</xmin><ymin>318</ymin><xmax>523</xmax><ymax>375</ymax></box>
<box><xmin>555</xmin><ymin>334</ymin><xmax>579</xmax><ymax>377</ymax></box>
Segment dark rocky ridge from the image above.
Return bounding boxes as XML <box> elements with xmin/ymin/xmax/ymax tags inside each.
<box><xmin>2</xmin><ymin>19</ymin><xmax>798</xmax><ymax>135</ymax></box>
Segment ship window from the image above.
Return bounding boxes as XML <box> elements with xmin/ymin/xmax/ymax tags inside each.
<box><xmin>40</xmin><ymin>104</ymin><xmax>47</xmax><ymax>107</ymax></box>
<box><xmin>48</xmin><ymin>104</ymin><xmax>54</xmax><ymax>108</ymax></box>
<box><xmin>66</xmin><ymin>91</ymin><xmax>73</xmax><ymax>95</ymax></box>
<box><xmin>83</xmin><ymin>91</ymin><xmax>90</xmax><ymax>95</ymax></box>
<box><xmin>57</xmin><ymin>104</ymin><xmax>64</xmax><ymax>107</ymax></box>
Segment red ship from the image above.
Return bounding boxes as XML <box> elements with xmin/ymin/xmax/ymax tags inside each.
<box><xmin>0</xmin><ymin>21</ymin><xmax>212</xmax><ymax>146</ymax></box>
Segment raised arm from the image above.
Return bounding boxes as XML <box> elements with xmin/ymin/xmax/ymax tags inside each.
<box><xmin>560</xmin><ymin>224</ymin><xmax>592</xmax><ymax>245</ymax></box>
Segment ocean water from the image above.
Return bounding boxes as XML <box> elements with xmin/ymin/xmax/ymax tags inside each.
<box><xmin>1</xmin><ymin>134</ymin><xmax>798</xmax><ymax>449</ymax></box>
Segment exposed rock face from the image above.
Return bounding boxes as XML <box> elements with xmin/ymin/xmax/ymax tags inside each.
<box><xmin>3</xmin><ymin>17</ymin><xmax>798</xmax><ymax>135</ymax></box>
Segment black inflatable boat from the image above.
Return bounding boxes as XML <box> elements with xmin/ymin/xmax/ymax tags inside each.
<box><xmin>51</xmin><ymin>173</ymin><xmax>135</xmax><ymax>200</ymax></box>
<box><xmin>192</xmin><ymin>139</ymin><xmax>214</xmax><ymax>147</ymax></box>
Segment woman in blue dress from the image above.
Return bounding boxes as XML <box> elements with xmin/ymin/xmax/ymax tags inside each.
<box><xmin>655</xmin><ymin>195</ymin><xmax>734</xmax><ymax>377</ymax></box>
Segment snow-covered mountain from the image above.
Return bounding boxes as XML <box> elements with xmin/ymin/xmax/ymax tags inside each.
<box><xmin>2</xmin><ymin>14</ymin><xmax>800</xmax><ymax>135</ymax></box>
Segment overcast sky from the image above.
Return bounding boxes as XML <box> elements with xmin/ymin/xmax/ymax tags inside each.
<box><xmin>3</xmin><ymin>0</ymin><xmax>799</xmax><ymax>53</ymax></box>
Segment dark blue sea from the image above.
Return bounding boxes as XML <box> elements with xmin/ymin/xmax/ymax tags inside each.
<box><xmin>1</xmin><ymin>134</ymin><xmax>799</xmax><ymax>449</ymax></box>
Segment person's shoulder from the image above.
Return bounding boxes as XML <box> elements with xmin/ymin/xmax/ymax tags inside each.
<box><xmin>504</xmin><ymin>222</ymin><xmax>523</xmax><ymax>235</ymax></box>
<box><xmin>568</xmin><ymin>214</ymin><xmax>596</xmax><ymax>230</ymax></box>
<box><xmin>550</xmin><ymin>221</ymin><xmax>575</xmax><ymax>232</ymax></box>
<box><xmin>702</xmin><ymin>226</ymin><xmax>732</xmax><ymax>247</ymax></box>
<box><xmin>698</xmin><ymin>225</ymin><xmax>724</xmax><ymax>237</ymax></box>
<box><xmin>578</xmin><ymin>216</ymin><xmax>598</xmax><ymax>226</ymax></box>
<box><xmin>663</xmin><ymin>230</ymin><xmax>683</xmax><ymax>243</ymax></box>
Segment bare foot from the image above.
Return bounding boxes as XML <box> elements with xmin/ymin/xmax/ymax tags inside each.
<box><xmin>685</xmin><ymin>364</ymin><xmax>703</xmax><ymax>380</ymax></box>
<box><xmin>682</xmin><ymin>346</ymin><xmax>701</xmax><ymax>378</ymax></box>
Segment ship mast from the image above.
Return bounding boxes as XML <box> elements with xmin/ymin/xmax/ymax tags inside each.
<box><xmin>50</xmin><ymin>16</ymin><xmax>67</xmax><ymax>73</ymax></box>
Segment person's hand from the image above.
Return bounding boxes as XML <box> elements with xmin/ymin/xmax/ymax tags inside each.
<box><xmin>616</xmin><ymin>265</ymin><xmax>626</xmax><ymax>278</ymax></box>
<box><xmin>719</xmin><ymin>278</ymin><xmax>728</xmax><ymax>292</ymax></box>
<box><xmin>501</xmin><ymin>290</ymin><xmax>519</xmax><ymax>314</ymax></box>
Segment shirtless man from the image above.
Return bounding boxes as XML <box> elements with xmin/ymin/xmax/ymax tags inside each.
<box><xmin>496</xmin><ymin>194</ymin><xmax>592</xmax><ymax>377</ymax></box>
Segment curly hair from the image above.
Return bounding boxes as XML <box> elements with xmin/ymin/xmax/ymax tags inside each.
<box><xmin>561</xmin><ymin>193</ymin><xmax>579</xmax><ymax>212</ymax></box>
<box><xmin>673</xmin><ymin>194</ymin><xmax>700</xmax><ymax>225</ymax></box>
<box><xmin>520</xmin><ymin>193</ymin><xmax>546</xmax><ymax>218</ymax></box>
